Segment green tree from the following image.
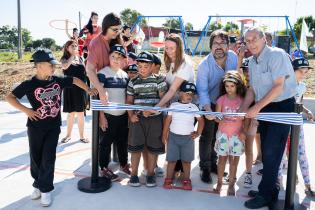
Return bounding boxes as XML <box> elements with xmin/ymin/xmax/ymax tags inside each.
<box><xmin>185</xmin><ymin>22</ymin><xmax>194</xmax><ymax>31</ymax></box>
<box><xmin>120</xmin><ymin>8</ymin><xmax>147</xmax><ymax>27</ymax></box>
<box><xmin>0</xmin><ymin>25</ymin><xmax>32</xmax><ymax>49</ymax></box>
<box><xmin>41</xmin><ymin>38</ymin><xmax>56</xmax><ymax>49</ymax></box>
<box><xmin>294</xmin><ymin>16</ymin><xmax>315</xmax><ymax>40</ymax></box>
<box><xmin>162</xmin><ymin>18</ymin><xmax>181</xmax><ymax>29</ymax></box>
<box><xmin>224</xmin><ymin>21</ymin><xmax>239</xmax><ymax>32</ymax></box>
<box><xmin>209</xmin><ymin>22</ymin><xmax>223</xmax><ymax>31</ymax></box>
<box><xmin>32</xmin><ymin>39</ymin><xmax>43</xmax><ymax>49</ymax></box>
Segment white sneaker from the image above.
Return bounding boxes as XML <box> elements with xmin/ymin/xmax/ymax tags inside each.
<box><xmin>244</xmin><ymin>173</ymin><xmax>253</xmax><ymax>188</ymax></box>
<box><xmin>41</xmin><ymin>192</ymin><xmax>52</xmax><ymax>207</ymax></box>
<box><xmin>30</xmin><ymin>188</ymin><xmax>41</xmax><ymax>200</ymax></box>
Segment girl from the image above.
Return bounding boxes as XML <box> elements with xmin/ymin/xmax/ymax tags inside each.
<box><xmin>213</xmin><ymin>71</ymin><xmax>247</xmax><ymax>196</ymax></box>
<box><xmin>60</xmin><ymin>40</ymin><xmax>89</xmax><ymax>143</ymax></box>
<box><xmin>80</xmin><ymin>12</ymin><xmax>101</xmax><ymax>59</ymax></box>
<box><xmin>278</xmin><ymin>57</ymin><xmax>315</xmax><ymax>196</ymax></box>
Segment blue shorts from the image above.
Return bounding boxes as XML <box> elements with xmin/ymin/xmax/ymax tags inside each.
<box><xmin>166</xmin><ymin>132</ymin><xmax>194</xmax><ymax>162</ymax></box>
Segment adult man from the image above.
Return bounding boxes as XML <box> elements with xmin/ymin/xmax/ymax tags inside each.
<box><xmin>241</xmin><ymin>27</ymin><xmax>297</xmax><ymax>209</ymax></box>
<box><xmin>196</xmin><ymin>30</ymin><xmax>238</xmax><ymax>183</ymax></box>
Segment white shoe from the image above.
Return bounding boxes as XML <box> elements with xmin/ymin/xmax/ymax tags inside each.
<box><xmin>30</xmin><ymin>188</ymin><xmax>41</xmax><ymax>200</ymax></box>
<box><xmin>41</xmin><ymin>192</ymin><xmax>52</xmax><ymax>207</ymax></box>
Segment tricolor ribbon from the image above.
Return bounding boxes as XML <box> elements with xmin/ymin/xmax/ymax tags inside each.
<box><xmin>91</xmin><ymin>100</ymin><xmax>303</xmax><ymax>125</ymax></box>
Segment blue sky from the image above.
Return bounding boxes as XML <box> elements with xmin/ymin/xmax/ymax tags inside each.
<box><xmin>1</xmin><ymin>0</ymin><xmax>315</xmax><ymax>45</ymax></box>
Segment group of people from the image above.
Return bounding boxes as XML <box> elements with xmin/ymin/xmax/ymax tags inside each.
<box><xmin>5</xmin><ymin>11</ymin><xmax>315</xmax><ymax>209</ymax></box>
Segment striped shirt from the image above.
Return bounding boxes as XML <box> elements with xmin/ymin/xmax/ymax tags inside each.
<box><xmin>127</xmin><ymin>74</ymin><xmax>168</xmax><ymax>106</ymax></box>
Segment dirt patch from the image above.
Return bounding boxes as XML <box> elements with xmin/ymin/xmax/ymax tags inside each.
<box><xmin>0</xmin><ymin>56</ymin><xmax>314</xmax><ymax>100</ymax></box>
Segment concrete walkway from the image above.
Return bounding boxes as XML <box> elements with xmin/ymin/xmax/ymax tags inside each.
<box><xmin>0</xmin><ymin>100</ymin><xmax>314</xmax><ymax>210</ymax></box>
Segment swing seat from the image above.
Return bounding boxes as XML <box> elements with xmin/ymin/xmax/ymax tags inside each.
<box><xmin>150</xmin><ymin>41</ymin><xmax>165</xmax><ymax>48</ymax></box>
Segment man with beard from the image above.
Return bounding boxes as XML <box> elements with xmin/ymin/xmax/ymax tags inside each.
<box><xmin>196</xmin><ymin>30</ymin><xmax>238</xmax><ymax>183</ymax></box>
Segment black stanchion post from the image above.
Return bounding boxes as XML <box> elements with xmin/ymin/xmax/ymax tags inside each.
<box><xmin>284</xmin><ymin>103</ymin><xmax>303</xmax><ymax>209</ymax></box>
<box><xmin>112</xmin><ymin>143</ymin><xmax>119</xmax><ymax>162</ymax></box>
<box><xmin>77</xmin><ymin>96</ymin><xmax>111</xmax><ymax>193</ymax></box>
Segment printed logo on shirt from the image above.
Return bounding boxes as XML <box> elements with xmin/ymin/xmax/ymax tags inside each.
<box><xmin>34</xmin><ymin>84</ymin><xmax>61</xmax><ymax>119</ymax></box>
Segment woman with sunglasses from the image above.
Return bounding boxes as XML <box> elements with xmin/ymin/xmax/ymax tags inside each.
<box><xmin>85</xmin><ymin>12</ymin><xmax>123</xmax><ymax>104</ymax></box>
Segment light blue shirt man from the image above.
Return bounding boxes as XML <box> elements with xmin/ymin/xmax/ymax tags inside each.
<box><xmin>196</xmin><ymin>50</ymin><xmax>238</xmax><ymax>108</ymax></box>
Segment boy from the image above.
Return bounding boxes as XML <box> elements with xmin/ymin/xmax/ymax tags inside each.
<box><xmin>126</xmin><ymin>64</ymin><xmax>138</xmax><ymax>79</ymax></box>
<box><xmin>152</xmin><ymin>53</ymin><xmax>162</xmax><ymax>74</ymax></box>
<box><xmin>126</xmin><ymin>51</ymin><xmax>168</xmax><ymax>187</ymax></box>
<box><xmin>97</xmin><ymin>44</ymin><xmax>130</xmax><ymax>181</ymax></box>
<box><xmin>162</xmin><ymin>81</ymin><xmax>204</xmax><ymax>190</ymax></box>
<box><xmin>5</xmin><ymin>49</ymin><xmax>96</xmax><ymax>207</ymax></box>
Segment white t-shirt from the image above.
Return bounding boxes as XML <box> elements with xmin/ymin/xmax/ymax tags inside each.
<box><xmin>165</xmin><ymin>59</ymin><xmax>195</xmax><ymax>103</ymax></box>
<box><xmin>97</xmin><ymin>66</ymin><xmax>128</xmax><ymax>116</ymax></box>
<box><xmin>295</xmin><ymin>82</ymin><xmax>306</xmax><ymax>103</ymax></box>
<box><xmin>168</xmin><ymin>102</ymin><xmax>200</xmax><ymax>135</ymax></box>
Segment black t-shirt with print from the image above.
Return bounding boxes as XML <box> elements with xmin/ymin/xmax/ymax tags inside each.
<box><xmin>12</xmin><ymin>76</ymin><xmax>73</xmax><ymax>128</ymax></box>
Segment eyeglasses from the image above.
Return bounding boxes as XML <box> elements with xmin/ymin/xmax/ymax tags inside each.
<box><xmin>110</xmin><ymin>27</ymin><xmax>122</xmax><ymax>33</ymax></box>
<box><xmin>212</xmin><ymin>42</ymin><xmax>228</xmax><ymax>47</ymax></box>
<box><xmin>245</xmin><ymin>37</ymin><xmax>262</xmax><ymax>45</ymax></box>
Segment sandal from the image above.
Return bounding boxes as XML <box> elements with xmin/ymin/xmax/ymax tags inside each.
<box><xmin>163</xmin><ymin>178</ymin><xmax>173</xmax><ymax>189</ymax></box>
<box><xmin>305</xmin><ymin>186</ymin><xmax>315</xmax><ymax>197</ymax></box>
<box><xmin>61</xmin><ymin>137</ymin><xmax>71</xmax><ymax>143</ymax></box>
<box><xmin>213</xmin><ymin>181</ymin><xmax>222</xmax><ymax>194</ymax></box>
<box><xmin>227</xmin><ymin>184</ymin><xmax>236</xmax><ymax>196</ymax></box>
<box><xmin>80</xmin><ymin>138</ymin><xmax>89</xmax><ymax>143</ymax></box>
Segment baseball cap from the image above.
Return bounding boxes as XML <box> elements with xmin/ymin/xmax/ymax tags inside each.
<box><xmin>110</xmin><ymin>44</ymin><xmax>126</xmax><ymax>58</ymax></box>
<box><xmin>179</xmin><ymin>81</ymin><xmax>197</xmax><ymax>94</ymax></box>
<box><xmin>126</xmin><ymin>64</ymin><xmax>138</xmax><ymax>72</ymax></box>
<box><xmin>229</xmin><ymin>36</ymin><xmax>237</xmax><ymax>44</ymax></box>
<box><xmin>136</xmin><ymin>51</ymin><xmax>153</xmax><ymax>63</ymax></box>
<box><xmin>128</xmin><ymin>52</ymin><xmax>137</xmax><ymax>60</ymax></box>
<box><xmin>30</xmin><ymin>48</ymin><xmax>59</xmax><ymax>64</ymax></box>
<box><xmin>152</xmin><ymin>53</ymin><xmax>162</xmax><ymax>65</ymax></box>
<box><xmin>292</xmin><ymin>57</ymin><xmax>313</xmax><ymax>70</ymax></box>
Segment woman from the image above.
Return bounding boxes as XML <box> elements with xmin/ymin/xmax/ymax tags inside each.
<box><xmin>154</xmin><ymin>33</ymin><xmax>195</xmax><ymax>177</ymax></box>
<box><xmin>80</xmin><ymin>12</ymin><xmax>102</xmax><ymax>58</ymax></box>
<box><xmin>60</xmin><ymin>40</ymin><xmax>89</xmax><ymax>143</ymax></box>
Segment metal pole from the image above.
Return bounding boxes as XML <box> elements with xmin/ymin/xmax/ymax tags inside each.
<box><xmin>284</xmin><ymin>103</ymin><xmax>303</xmax><ymax>209</ymax></box>
<box><xmin>77</xmin><ymin>96</ymin><xmax>111</xmax><ymax>193</ymax></box>
<box><xmin>79</xmin><ymin>11</ymin><xmax>82</xmax><ymax>31</ymax></box>
<box><xmin>192</xmin><ymin>17</ymin><xmax>211</xmax><ymax>56</ymax></box>
<box><xmin>286</xmin><ymin>16</ymin><xmax>304</xmax><ymax>58</ymax></box>
<box><xmin>17</xmin><ymin>0</ymin><xmax>22</xmax><ymax>59</ymax></box>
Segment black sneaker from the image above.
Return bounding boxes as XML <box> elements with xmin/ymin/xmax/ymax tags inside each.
<box><xmin>146</xmin><ymin>175</ymin><xmax>157</xmax><ymax>187</ymax></box>
<box><xmin>248</xmin><ymin>190</ymin><xmax>259</xmax><ymax>198</ymax></box>
<box><xmin>200</xmin><ymin>169</ymin><xmax>212</xmax><ymax>183</ymax></box>
<box><xmin>129</xmin><ymin>175</ymin><xmax>141</xmax><ymax>187</ymax></box>
<box><xmin>244</xmin><ymin>195</ymin><xmax>270</xmax><ymax>209</ymax></box>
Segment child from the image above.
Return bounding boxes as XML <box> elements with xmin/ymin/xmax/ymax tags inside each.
<box><xmin>126</xmin><ymin>51</ymin><xmax>168</xmax><ymax>187</ymax></box>
<box><xmin>5</xmin><ymin>49</ymin><xmax>96</xmax><ymax>207</ymax></box>
<box><xmin>152</xmin><ymin>53</ymin><xmax>162</xmax><ymax>74</ymax></box>
<box><xmin>97</xmin><ymin>44</ymin><xmax>130</xmax><ymax>180</ymax></box>
<box><xmin>212</xmin><ymin>71</ymin><xmax>247</xmax><ymax>196</ymax></box>
<box><xmin>126</xmin><ymin>64</ymin><xmax>138</xmax><ymax>79</ymax></box>
<box><xmin>127</xmin><ymin>52</ymin><xmax>137</xmax><ymax>65</ymax></box>
<box><xmin>278</xmin><ymin>57</ymin><xmax>314</xmax><ymax>196</ymax></box>
<box><xmin>60</xmin><ymin>40</ymin><xmax>89</xmax><ymax>143</ymax></box>
<box><xmin>162</xmin><ymin>81</ymin><xmax>204</xmax><ymax>190</ymax></box>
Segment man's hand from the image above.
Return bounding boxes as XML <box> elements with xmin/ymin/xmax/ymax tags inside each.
<box><xmin>306</xmin><ymin>111</ymin><xmax>314</xmax><ymax>122</ymax></box>
<box><xmin>98</xmin><ymin>89</ymin><xmax>109</xmax><ymax>105</ymax></box>
<box><xmin>191</xmin><ymin>131</ymin><xmax>201</xmax><ymax>140</ymax></box>
<box><xmin>25</xmin><ymin>108</ymin><xmax>41</xmax><ymax>121</ymax></box>
<box><xmin>245</xmin><ymin>104</ymin><xmax>261</xmax><ymax>118</ymax></box>
<box><xmin>87</xmin><ymin>88</ymin><xmax>98</xmax><ymax>96</ymax></box>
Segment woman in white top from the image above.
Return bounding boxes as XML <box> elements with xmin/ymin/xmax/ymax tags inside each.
<box><xmin>155</xmin><ymin>33</ymin><xmax>195</xmax><ymax>107</ymax></box>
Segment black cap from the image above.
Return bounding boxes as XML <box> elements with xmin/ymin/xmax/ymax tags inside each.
<box><xmin>123</xmin><ymin>25</ymin><xmax>131</xmax><ymax>31</ymax></box>
<box><xmin>241</xmin><ymin>58</ymin><xmax>249</xmax><ymax>69</ymax></box>
<box><xmin>179</xmin><ymin>81</ymin><xmax>197</xmax><ymax>94</ymax></box>
<box><xmin>292</xmin><ymin>57</ymin><xmax>313</xmax><ymax>70</ymax></box>
<box><xmin>126</xmin><ymin>64</ymin><xmax>138</xmax><ymax>72</ymax></box>
<box><xmin>152</xmin><ymin>53</ymin><xmax>162</xmax><ymax>65</ymax></box>
<box><xmin>110</xmin><ymin>44</ymin><xmax>126</xmax><ymax>58</ymax></box>
<box><xmin>30</xmin><ymin>48</ymin><xmax>59</xmax><ymax>64</ymax></box>
<box><xmin>229</xmin><ymin>36</ymin><xmax>237</xmax><ymax>44</ymax></box>
<box><xmin>136</xmin><ymin>51</ymin><xmax>153</xmax><ymax>63</ymax></box>
<box><xmin>128</xmin><ymin>52</ymin><xmax>137</xmax><ymax>60</ymax></box>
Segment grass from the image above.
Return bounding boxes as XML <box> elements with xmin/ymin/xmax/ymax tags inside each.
<box><xmin>0</xmin><ymin>51</ymin><xmax>62</xmax><ymax>63</ymax></box>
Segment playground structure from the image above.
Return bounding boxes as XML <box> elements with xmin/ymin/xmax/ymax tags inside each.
<box><xmin>191</xmin><ymin>15</ymin><xmax>302</xmax><ymax>56</ymax></box>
